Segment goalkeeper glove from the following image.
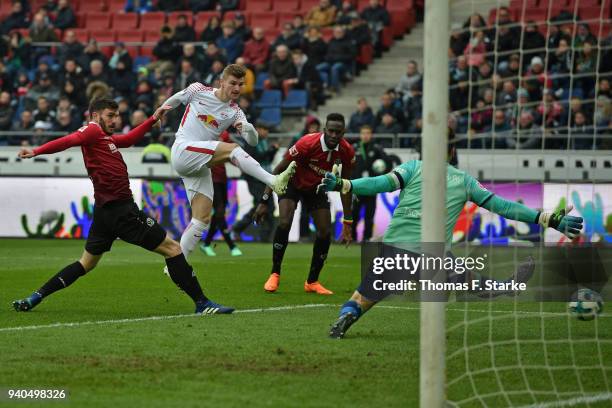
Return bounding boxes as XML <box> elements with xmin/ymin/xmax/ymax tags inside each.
<box><xmin>317</xmin><ymin>164</ymin><xmax>352</xmax><ymax>194</ymax></box>
<box><xmin>538</xmin><ymin>205</ymin><xmax>583</xmax><ymax>239</ymax></box>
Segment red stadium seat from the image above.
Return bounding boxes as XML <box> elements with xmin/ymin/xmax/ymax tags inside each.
<box><xmin>569</xmin><ymin>0</ymin><xmax>602</xmax><ymax>8</ymax></box>
<box><xmin>299</xmin><ymin>0</ymin><xmax>319</xmax><ymax>12</ymax></box>
<box><xmin>245</xmin><ymin>0</ymin><xmax>271</xmax><ymax>11</ymax></box>
<box><xmin>277</xmin><ymin>11</ymin><xmax>296</xmax><ymax>27</ymax></box>
<box><xmin>86</xmin><ymin>12</ymin><xmax>112</xmax><ymax>30</ymax></box>
<box><xmin>274</xmin><ymin>0</ymin><xmax>300</xmax><ymax>12</ymax></box>
<box><xmin>125</xmin><ymin>46</ymin><xmax>140</xmax><ymax>59</ymax></box>
<box><xmin>223</xmin><ymin>11</ymin><xmax>248</xmax><ymax>23</ymax></box>
<box><xmin>249</xmin><ymin>11</ymin><xmax>277</xmax><ymax>28</ymax></box>
<box><xmin>509</xmin><ymin>0</ymin><xmax>538</xmax><ymax>10</ymax></box>
<box><xmin>521</xmin><ymin>7</ymin><xmax>548</xmax><ymax>22</ymax></box>
<box><xmin>167</xmin><ymin>12</ymin><xmax>194</xmax><ymax>27</ymax></box>
<box><xmin>356</xmin><ymin>43</ymin><xmax>373</xmax><ymax>65</ymax></box>
<box><xmin>264</xmin><ymin>27</ymin><xmax>281</xmax><ymax>44</ymax></box>
<box><xmin>381</xmin><ymin>26</ymin><xmax>394</xmax><ymax>48</ymax></box>
<box><xmin>140</xmin><ymin>12</ymin><xmax>167</xmax><ymax>29</ymax></box>
<box><xmin>357</xmin><ymin>0</ymin><xmax>371</xmax><ymax>12</ymax></box>
<box><xmin>144</xmin><ymin>29</ymin><xmax>161</xmax><ymax>43</ymax></box>
<box><xmin>67</xmin><ymin>28</ymin><xmax>90</xmax><ymax>43</ymax></box>
<box><xmin>321</xmin><ymin>27</ymin><xmax>333</xmax><ymax>41</ymax></box>
<box><xmin>75</xmin><ymin>12</ymin><xmax>87</xmax><ymax>28</ymax></box>
<box><xmin>107</xmin><ymin>0</ymin><xmax>127</xmax><ymax>12</ymax></box>
<box><xmin>90</xmin><ymin>30</ymin><xmax>117</xmax><ymax>43</ymax></box>
<box><xmin>113</xmin><ymin>13</ymin><xmax>139</xmax><ymax>30</ymax></box>
<box><xmin>117</xmin><ymin>29</ymin><xmax>144</xmax><ymax>43</ymax></box>
<box><xmin>580</xmin><ymin>6</ymin><xmax>607</xmax><ymax>22</ymax></box>
<box><xmin>548</xmin><ymin>5</ymin><xmax>574</xmax><ymax>20</ymax></box>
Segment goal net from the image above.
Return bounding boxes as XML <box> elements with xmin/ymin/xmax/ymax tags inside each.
<box><xmin>423</xmin><ymin>0</ymin><xmax>612</xmax><ymax>406</ymax></box>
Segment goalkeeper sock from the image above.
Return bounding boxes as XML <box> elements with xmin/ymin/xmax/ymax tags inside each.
<box><xmin>271</xmin><ymin>225</ymin><xmax>290</xmax><ymax>274</ymax></box>
<box><xmin>165</xmin><ymin>254</ymin><xmax>208</xmax><ymax>304</ymax></box>
<box><xmin>307</xmin><ymin>235</ymin><xmax>331</xmax><ymax>283</ymax></box>
<box><xmin>229</xmin><ymin>147</ymin><xmax>275</xmax><ymax>186</ymax></box>
<box><xmin>37</xmin><ymin>261</ymin><xmax>86</xmax><ymax>298</ymax></box>
<box><xmin>180</xmin><ymin>218</ymin><xmax>209</xmax><ymax>258</ymax></box>
<box><xmin>340</xmin><ymin>300</ymin><xmax>362</xmax><ymax>318</ymax></box>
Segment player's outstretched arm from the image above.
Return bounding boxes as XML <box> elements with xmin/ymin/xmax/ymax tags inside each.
<box><xmin>19</xmin><ymin>127</ymin><xmax>92</xmax><ymax>158</ymax></box>
<box><xmin>112</xmin><ymin>106</ymin><xmax>169</xmax><ymax>148</ymax></box>
<box><xmin>319</xmin><ymin>172</ymin><xmax>401</xmax><ymax>195</ymax></box>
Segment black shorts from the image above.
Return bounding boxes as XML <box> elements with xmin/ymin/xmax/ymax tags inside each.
<box><xmin>278</xmin><ymin>182</ymin><xmax>330</xmax><ymax>212</ymax></box>
<box><xmin>85</xmin><ymin>199</ymin><xmax>167</xmax><ymax>255</ymax></box>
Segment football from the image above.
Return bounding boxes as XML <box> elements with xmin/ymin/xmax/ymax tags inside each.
<box><xmin>371</xmin><ymin>159</ymin><xmax>387</xmax><ymax>175</ymax></box>
<box><xmin>568</xmin><ymin>288</ymin><xmax>604</xmax><ymax>321</ymax></box>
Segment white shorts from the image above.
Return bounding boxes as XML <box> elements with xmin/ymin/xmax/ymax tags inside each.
<box><xmin>171</xmin><ymin>140</ymin><xmax>219</xmax><ymax>203</ymax></box>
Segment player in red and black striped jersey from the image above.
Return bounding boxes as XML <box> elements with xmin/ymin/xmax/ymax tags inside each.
<box><xmin>254</xmin><ymin>113</ymin><xmax>355</xmax><ymax>295</ymax></box>
<box><xmin>12</xmin><ymin>98</ymin><xmax>234</xmax><ymax>315</ymax></box>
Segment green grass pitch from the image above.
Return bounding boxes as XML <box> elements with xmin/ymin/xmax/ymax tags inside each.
<box><xmin>1</xmin><ymin>239</ymin><xmax>610</xmax><ymax>407</ymax></box>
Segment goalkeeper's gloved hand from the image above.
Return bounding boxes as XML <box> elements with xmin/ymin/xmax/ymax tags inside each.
<box><xmin>538</xmin><ymin>205</ymin><xmax>583</xmax><ymax>239</ymax></box>
<box><xmin>317</xmin><ymin>164</ymin><xmax>352</xmax><ymax>194</ymax></box>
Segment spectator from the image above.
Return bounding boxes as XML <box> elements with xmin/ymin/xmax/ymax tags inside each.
<box><xmin>177</xmin><ymin>43</ymin><xmax>205</xmax><ymax>73</ymax></box>
<box><xmin>404</xmin><ymin>82</ymin><xmax>423</xmax><ymax>133</ymax></box>
<box><xmin>464</xmin><ymin>30</ymin><xmax>487</xmax><ymax>67</ymax></box>
<box><xmin>78</xmin><ymin>39</ymin><xmax>107</xmax><ymax>73</ymax></box>
<box><xmin>34</xmin><ymin>58</ymin><xmax>57</xmax><ymax>84</ymax></box>
<box><xmin>6</xmin><ymin>32</ymin><xmax>31</xmax><ymax>72</ymax></box>
<box><xmin>130</xmin><ymin>109</ymin><xmax>148</xmax><ymax>131</ymax></box>
<box><xmin>449</xmin><ymin>23</ymin><xmax>467</xmax><ymax>58</ymax></box>
<box><xmin>59</xmin><ymin>58</ymin><xmax>85</xmax><ymax>89</ymax></box>
<box><xmin>0</xmin><ymin>91</ymin><xmax>14</xmax><ymax>131</ymax></box>
<box><xmin>305</xmin><ymin>0</ymin><xmax>337</xmax><ymax>28</ymax></box>
<box><xmin>33</xmin><ymin>96</ymin><xmax>56</xmax><ymax>129</ymax></box>
<box><xmin>336</xmin><ymin>0</ymin><xmax>358</xmax><ymax>26</ymax></box>
<box><xmin>1</xmin><ymin>1</ymin><xmax>29</xmax><ymax>35</ymax></box>
<box><xmin>173</xmin><ymin>15</ymin><xmax>196</xmax><ymax>42</ymax></box>
<box><xmin>522</xmin><ymin>21</ymin><xmax>545</xmax><ymax>68</ymax></box>
<box><xmin>574</xmin><ymin>23</ymin><xmax>596</xmax><ymax>50</ymax></box>
<box><xmin>216</xmin><ymin>21</ymin><xmax>243</xmax><ymax>63</ymax></box>
<box><xmin>202</xmin><ymin>41</ymin><xmax>227</xmax><ymax>73</ymax></box>
<box><xmin>0</xmin><ymin>62</ymin><xmax>11</xmax><ymax>94</ymax></box>
<box><xmin>376</xmin><ymin>91</ymin><xmax>405</xmax><ymax>130</ymax></box>
<box><xmin>499</xmin><ymin>53</ymin><xmax>521</xmax><ymax>79</ymax></box>
<box><xmin>596</xmin><ymin>78</ymin><xmax>610</xmax><ymax>99</ymax></box>
<box><xmin>375</xmin><ymin>112</ymin><xmax>402</xmax><ymax>134</ymax></box>
<box><xmin>293</xmin><ymin>14</ymin><xmax>307</xmax><ymax>37</ymax></box>
<box><xmin>56</xmin><ymin>30</ymin><xmax>84</xmax><ymax>65</ymax></box>
<box><xmin>470</xmin><ymin>99</ymin><xmax>493</xmax><ymax>133</ymax></box>
<box><xmin>116</xmin><ymin>97</ymin><xmax>132</xmax><ymax>127</ymax></box>
<box><xmin>234</xmin><ymin>57</ymin><xmax>255</xmax><ymax>98</ymax></box>
<box><xmin>348</xmin><ymin>17</ymin><xmax>372</xmax><ymax>49</ymax></box>
<box><xmin>54</xmin><ymin>110</ymin><xmax>74</xmax><ymax>132</ymax></box>
<box><xmin>594</xmin><ymin>95</ymin><xmax>611</xmax><ymax>130</ymax></box>
<box><xmin>351</xmin><ymin>124</ymin><xmax>386</xmax><ymax>242</ymax></box>
<box><xmin>548</xmin><ymin>37</ymin><xmax>572</xmax><ymax>93</ymax></box>
<box><xmin>574</xmin><ymin>40</ymin><xmax>597</xmax><ymax>98</ymax></box>
<box><xmin>569</xmin><ymin>110</ymin><xmax>595</xmax><ymax>149</ymax></box>
<box><xmin>176</xmin><ymin>59</ymin><xmax>201</xmax><ymax>89</ymax></box>
<box><xmin>202</xmin><ymin>59</ymin><xmax>224</xmax><ymax>85</ymax></box>
<box><xmin>109</xmin><ymin>42</ymin><xmax>133</xmax><ymax>72</ymax></box>
<box><xmin>125</xmin><ymin>0</ymin><xmax>153</xmax><ymax>13</ymax></box>
<box><xmin>200</xmin><ymin>16</ymin><xmax>222</xmax><ymax>43</ymax></box>
<box><xmin>506</xmin><ymin>111</ymin><xmax>542</xmax><ymax>149</ymax></box>
<box><xmin>152</xmin><ymin>26</ymin><xmax>180</xmax><ymax>75</ymax></box>
<box><xmin>238</xmin><ymin>95</ymin><xmax>256</xmax><ymax>123</ymax></box>
<box><xmin>10</xmin><ymin>110</ymin><xmax>34</xmax><ymax>145</ymax></box>
<box><xmin>360</xmin><ymin>0</ymin><xmax>389</xmax><ymax>49</ymax></box>
<box><xmin>29</xmin><ymin>11</ymin><xmax>58</xmax><ymax>42</ymax></box>
<box><xmin>53</xmin><ymin>0</ymin><xmax>75</xmax><ymax>29</ymax></box>
<box><xmin>546</xmin><ymin>23</ymin><xmax>569</xmax><ymax>52</ymax></box>
<box><xmin>156</xmin><ymin>0</ymin><xmax>182</xmax><ymax>12</ymax></box>
<box><xmin>450</xmin><ymin>55</ymin><xmax>471</xmax><ymax>85</ymax></box>
<box><xmin>62</xmin><ymin>79</ymin><xmax>86</xmax><ymax>107</ymax></box>
<box><xmin>286</xmin><ymin>48</ymin><xmax>323</xmax><ymax>107</ymax></box>
<box><xmin>110</xmin><ymin>60</ymin><xmax>135</xmax><ymax>100</ymax></box>
<box><xmin>395</xmin><ymin>60</ymin><xmax>421</xmax><ymax>104</ymax></box>
<box><xmin>188</xmin><ymin>0</ymin><xmax>213</xmax><ymax>12</ymax></box>
<box><xmin>497</xmin><ymin>80</ymin><xmax>516</xmax><ymax>107</ymax></box>
<box><xmin>217</xmin><ymin>0</ymin><xmax>239</xmax><ymax>12</ymax></box>
<box><xmin>301</xmin><ymin>26</ymin><xmax>328</xmax><ymax>67</ymax></box>
<box><xmin>142</xmin><ymin>133</ymin><xmax>171</xmax><ymax>163</ymax></box>
<box><xmin>495</xmin><ymin>23</ymin><xmax>519</xmax><ymax>67</ymax></box>
<box><xmin>242</xmin><ymin>27</ymin><xmax>270</xmax><ymax>73</ymax></box>
<box><xmin>483</xmin><ymin>110</ymin><xmax>512</xmax><ymax>148</ymax></box>
<box><xmin>86</xmin><ymin>59</ymin><xmax>108</xmax><ymax>85</ymax></box>
<box><xmin>25</xmin><ymin>74</ymin><xmax>60</xmax><ymax>110</ymax></box>
<box><xmin>461</xmin><ymin>13</ymin><xmax>487</xmax><ymax>40</ymax></box>
<box><xmin>266</xmin><ymin>45</ymin><xmax>295</xmax><ymax>91</ymax></box>
<box><xmin>348</xmin><ymin>96</ymin><xmax>375</xmax><ymax>133</ymax></box>
<box><xmin>523</xmin><ymin>56</ymin><xmax>550</xmax><ymax>102</ymax></box>
<box><xmin>449</xmin><ymin>80</ymin><xmax>475</xmax><ymax>113</ymax></box>
<box><xmin>55</xmin><ymin>95</ymin><xmax>80</xmax><ymax>129</ymax></box>
<box><xmin>317</xmin><ymin>26</ymin><xmax>355</xmax><ymax>93</ymax></box>
<box><xmin>536</xmin><ymin>89</ymin><xmax>564</xmax><ymax>129</ymax></box>
<box><xmin>272</xmin><ymin>23</ymin><xmax>301</xmax><ymax>51</ymax></box>
<box><xmin>233</xmin><ymin>13</ymin><xmax>251</xmax><ymax>42</ymax></box>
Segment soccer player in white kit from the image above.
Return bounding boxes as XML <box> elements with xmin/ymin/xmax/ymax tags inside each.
<box><xmin>163</xmin><ymin>64</ymin><xmax>296</xmax><ymax>261</ymax></box>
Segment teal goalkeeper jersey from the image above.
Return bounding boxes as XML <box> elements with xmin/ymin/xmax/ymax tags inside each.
<box><xmin>383</xmin><ymin>161</ymin><xmax>493</xmax><ymax>244</ymax></box>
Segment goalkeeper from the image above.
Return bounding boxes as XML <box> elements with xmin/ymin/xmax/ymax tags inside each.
<box><xmin>318</xmin><ymin>133</ymin><xmax>584</xmax><ymax>339</ymax></box>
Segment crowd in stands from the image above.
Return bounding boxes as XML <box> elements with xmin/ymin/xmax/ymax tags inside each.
<box><xmin>347</xmin><ymin>4</ymin><xmax>611</xmax><ymax>150</ymax></box>
<box><xmin>0</xmin><ymin>0</ymin><xmax>397</xmax><ymax>146</ymax></box>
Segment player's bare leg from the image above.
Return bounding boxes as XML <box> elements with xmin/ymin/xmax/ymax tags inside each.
<box><xmin>304</xmin><ymin>208</ymin><xmax>333</xmax><ymax>295</ymax></box>
<box><xmin>13</xmin><ymin>250</ymin><xmax>102</xmax><ymax>311</ymax></box>
<box><xmin>210</xmin><ymin>141</ymin><xmax>296</xmax><ymax>195</ymax></box>
<box><xmin>264</xmin><ymin>198</ymin><xmax>297</xmax><ymax>292</ymax></box>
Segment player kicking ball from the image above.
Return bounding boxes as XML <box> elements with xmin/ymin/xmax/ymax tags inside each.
<box><xmin>162</xmin><ymin>64</ymin><xmax>295</xmax><ymax>265</ymax></box>
<box><xmin>318</xmin><ymin>132</ymin><xmax>583</xmax><ymax>338</ymax></box>
<box><xmin>13</xmin><ymin>98</ymin><xmax>233</xmax><ymax>315</ymax></box>
<box><xmin>254</xmin><ymin>113</ymin><xmax>355</xmax><ymax>295</ymax></box>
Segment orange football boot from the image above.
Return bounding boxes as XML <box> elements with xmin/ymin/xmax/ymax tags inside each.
<box><xmin>304</xmin><ymin>281</ymin><xmax>334</xmax><ymax>295</ymax></box>
<box><xmin>264</xmin><ymin>273</ymin><xmax>280</xmax><ymax>292</ymax></box>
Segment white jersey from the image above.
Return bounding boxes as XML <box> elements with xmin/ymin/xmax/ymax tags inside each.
<box><xmin>167</xmin><ymin>82</ymin><xmax>248</xmax><ymax>144</ymax></box>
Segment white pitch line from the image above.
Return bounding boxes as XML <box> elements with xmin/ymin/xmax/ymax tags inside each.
<box><xmin>516</xmin><ymin>392</ymin><xmax>612</xmax><ymax>408</ymax></box>
<box><xmin>1</xmin><ymin>303</ymin><xmax>607</xmax><ymax>333</ymax></box>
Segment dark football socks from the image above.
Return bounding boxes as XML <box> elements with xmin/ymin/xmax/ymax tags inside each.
<box><xmin>37</xmin><ymin>261</ymin><xmax>87</xmax><ymax>298</ymax></box>
<box><xmin>271</xmin><ymin>225</ymin><xmax>290</xmax><ymax>274</ymax></box>
<box><xmin>165</xmin><ymin>254</ymin><xmax>208</xmax><ymax>304</ymax></box>
<box><xmin>307</xmin><ymin>235</ymin><xmax>331</xmax><ymax>283</ymax></box>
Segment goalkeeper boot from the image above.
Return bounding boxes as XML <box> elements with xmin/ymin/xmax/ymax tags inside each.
<box><xmin>230</xmin><ymin>247</ymin><xmax>243</xmax><ymax>257</ymax></box>
<box><xmin>199</xmin><ymin>244</ymin><xmax>217</xmax><ymax>257</ymax></box>
<box><xmin>264</xmin><ymin>273</ymin><xmax>280</xmax><ymax>292</ymax></box>
<box><xmin>329</xmin><ymin>300</ymin><xmax>362</xmax><ymax>339</ymax></box>
<box><xmin>195</xmin><ymin>299</ymin><xmax>235</xmax><ymax>315</ymax></box>
<box><xmin>271</xmin><ymin>161</ymin><xmax>297</xmax><ymax>195</ymax></box>
<box><xmin>13</xmin><ymin>292</ymin><xmax>42</xmax><ymax>312</ymax></box>
<box><xmin>304</xmin><ymin>281</ymin><xmax>334</xmax><ymax>295</ymax></box>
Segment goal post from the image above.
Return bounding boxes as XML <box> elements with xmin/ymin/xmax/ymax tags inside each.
<box><xmin>419</xmin><ymin>1</ymin><xmax>450</xmax><ymax>408</ymax></box>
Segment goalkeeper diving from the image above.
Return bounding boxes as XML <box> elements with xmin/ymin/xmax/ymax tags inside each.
<box><xmin>318</xmin><ymin>129</ymin><xmax>584</xmax><ymax>339</ymax></box>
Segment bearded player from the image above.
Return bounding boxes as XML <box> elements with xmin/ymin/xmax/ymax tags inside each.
<box><xmin>319</xmin><ymin>131</ymin><xmax>584</xmax><ymax>338</ymax></box>
<box><xmin>254</xmin><ymin>113</ymin><xmax>355</xmax><ymax>295</ymax></box>
<box><xmin>12</xmin><ymin>98</ymin><xmax>234</xmax><ymax>314</ymax></box>
<box><xmin>162</xmin><ymin>64</ymin><xmax>295</xmax><ymax>264</ymax></box>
